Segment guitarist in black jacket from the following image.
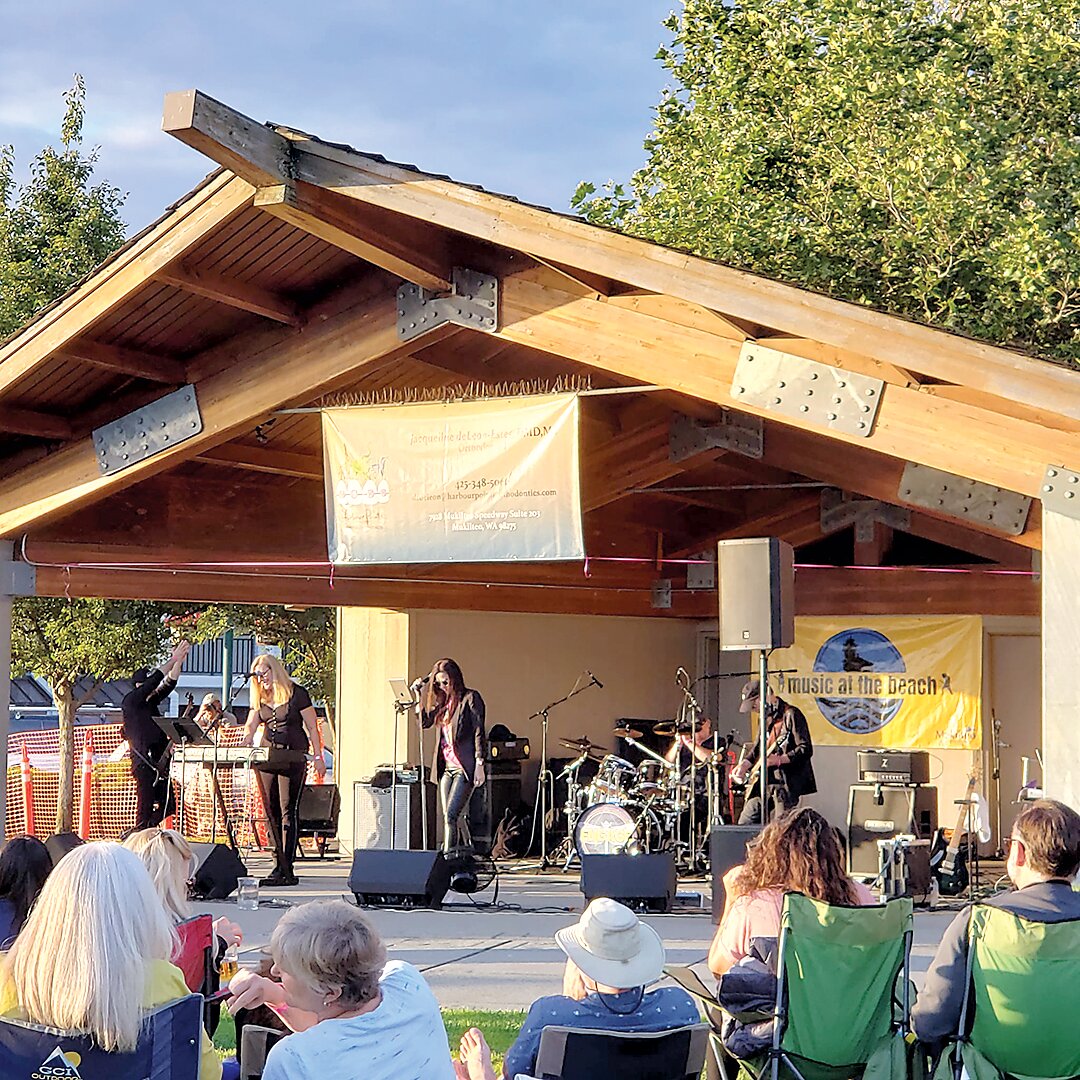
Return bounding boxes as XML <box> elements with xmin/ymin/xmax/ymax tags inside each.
<box><xmin>732</xmin><ymin>680</ymin><xmax>816</xmax><ymax>825</ymax></box>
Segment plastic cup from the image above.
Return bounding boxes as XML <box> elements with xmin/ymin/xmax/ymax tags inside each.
<box><xmin>237</xmin><ymin>876</ymin><xmax>259</xmax><ymax>911</ymax></box>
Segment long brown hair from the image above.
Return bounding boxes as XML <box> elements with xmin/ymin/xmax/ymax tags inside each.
<box><xmin>421</xmin><ymin>657</ymin><xmax>466</xmax><ymax>715</ymax></box>
<box><xmin>735</xmin><ymin>807</ymin><xmax>859</xmax><ymax>906</ymax></box>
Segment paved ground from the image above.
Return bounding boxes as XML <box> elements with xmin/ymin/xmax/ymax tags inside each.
<box><xmin>203</xmin><ymin>851</ymin><xmax>964</xmax><ymax>1010</ymax></box>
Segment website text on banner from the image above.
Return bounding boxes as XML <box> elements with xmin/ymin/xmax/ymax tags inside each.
<box><xmin>322</xmin><ymin>394</ymin><xmax>584</xmax><ymax>564</ymax></box>
<box><xmin>767</xmin><ymin>616</ymin><xmax>981</xmax><ymax>750</ymax></box>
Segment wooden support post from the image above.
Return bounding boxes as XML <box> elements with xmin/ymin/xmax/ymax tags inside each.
<box><xmin>0</xmin><ymin>541</ymin><xmax>12</xmax><ymax>844</ymax></box>
<box><xmin>854</xmin><ymin>520</ymin><xmax>893</xmax><ymax>566</ymax></box>
<box><xmin>1041</xmin><ymin>509</ymin><xmax>1080</xmax><ymax>809</ymax></box>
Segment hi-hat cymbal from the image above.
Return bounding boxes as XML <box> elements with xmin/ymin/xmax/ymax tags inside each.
<box><xmin>653</xmin><ymin>722</ymin><xmax>677</xmax><ymax>736</ymax></box>
<box><xmin>560</xmin><ymin>737</ymin><xmax>610</xmax><ymax>756</ymax></box>
<box><xmin>613</xmin><ymin>725</ymin><xmax>643</xmax><ymax>740</ymax></box>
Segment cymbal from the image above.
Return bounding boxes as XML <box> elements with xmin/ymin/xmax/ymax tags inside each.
<box><xmin>613</xmin><ymin>725</ymin><xmax>643</xmax><ymax>740</ymax></box>
<box><xmin>653</xmin><ymin>722</ymin><xmax>676</xmax><ymax>736</ymax></box>
<box><xmin>560</xmin><ymin>737</ymin><xmax>610</xmax><ymax>756</ymax></box>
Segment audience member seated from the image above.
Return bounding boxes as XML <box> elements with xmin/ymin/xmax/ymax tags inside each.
<box><xmin>123</xmin><ymin>828</ymin><xmax>243</xmax><ymax>951</ymax></box>
<box><xmin>225</xmin><ymin>898</ymin><xmax>455</xmax><ymax>1080</ymax></box>
<box><xmin>912</xmin><ymin>798</ymin><xmax>1080</xmax><ymax>1050</ymax></box>
<box><xmin>454</xmin><ymin>897</ymin><xmax>699</xmax><ymax>1080</ymax></box>
<box><xmin>0</xmin><ymin>836</ymin><xmax>52</xmax><ymax>949</ymax></box>
<box><xmin>708</xmin><ymin>807</ymin><xmax>876</xmax><ymax>978</ymax></box>
<box><xmin>0</xmin><ymin>842</ymin><xmax>221</xmax><ymax>1078</ymax></box>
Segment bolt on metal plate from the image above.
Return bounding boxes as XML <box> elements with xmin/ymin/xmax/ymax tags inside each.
<box><xmin>1041</xmin><ymin>465</ymin><xmax>1080</xmax><ymax>522</ymax></box>
<box><xmin>898</xmin><ymin>462</ymin><xmax>1032</xmax><ymax>535</ymax></box>
<box><xmin>651</xmin><ymin>579</ymin><xmax>673</xmax><ymax>609</ymax></box>
<box><xmin>731</xmin><ymin>342</ymin><xmax>883</xmax><ymax>438</ymax></box>
<box><xmin>397</xmin><ymin>267</ymin><xmax>498</xmax><ymax>343</ymax></box>
<box><xmin>819</xmin><ymin>488</ymin><xmax>910</xmax><ymax>536</ymax></box>
<box><xmin>685</xmin><ymin>552</ymin><xmax>716</xmax><ymax>591</ymax></box>
<box><xmin>669</xmin><ymin>411</ymin><xmax>764</xmax><ymax>461</ymax></box>
<box><xmin>92</xmin><ymin>385</ymin><xmax>203</xmax><ymax>477</ymax></box>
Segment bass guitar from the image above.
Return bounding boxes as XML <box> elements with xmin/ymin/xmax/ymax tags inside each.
<box><xmin>929</xmin><ymin>772</ymin><xmax>977</xmax><ymax>896</ymax></box>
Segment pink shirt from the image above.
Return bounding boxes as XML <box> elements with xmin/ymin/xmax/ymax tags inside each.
<box><xmin>714</xmin><ymin>881</ymin><xmax>879</xmax><ymax>969</ymax></box>
<box><xmin>439</xmin><ymin>703</ymin><xmax>464</xmax><ymax>773</ymax></box>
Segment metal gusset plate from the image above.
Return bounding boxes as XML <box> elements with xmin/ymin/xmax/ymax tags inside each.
<box><xmin>731</xmin><ymin>342</ymin><xmax>883</xmax><ymax>438</ymax></box>
<box><xmin>898</xmin><ymin>463</ymin><xmax>1031</xmax><ymax>536</ymax></box>
<box><xmin>396</xmin><ymin>267</ymin><xmax>498</xmax><ymax>343</ymax></box>
<box><xmin>669</xmin><ymin>411</ymin><xmax>764</xmax><ymax>461</ymax></box>
<box><xmin>93</xmin><ymin>385</ymin><xmax>202</xmax><ymax>476</ymax></box>
<box><xmin>1041</xmin><ymin>465</ymin><xmax>1080</xmax><ymax>521</ymax></box>
<box><xmin>819</xmin><ymin>488</ymin><xmax>910</xmax><ymax>537</ymax></box>
<box><xmin>651</xmin><ymin>579</ymin><xmax>673</xmax><ymax>609</ymax></box>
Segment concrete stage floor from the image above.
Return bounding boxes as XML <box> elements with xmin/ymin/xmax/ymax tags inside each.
<box><xmin>201</xmin><ymin>850</ymin><xmax>974</xmax><ymax>1010</ymax></box>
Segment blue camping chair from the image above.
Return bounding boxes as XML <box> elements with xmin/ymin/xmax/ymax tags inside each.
<box><xmin>0</xmin><ymin>993</ymin><xmax>202</xmax><ymax>1080</ymax></box>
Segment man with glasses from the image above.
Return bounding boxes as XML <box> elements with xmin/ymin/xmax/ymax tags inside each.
<box><xmin>912</xmin><ymin>797</ymin><xmax>1080</xmax><ymax>1047</ymax></box>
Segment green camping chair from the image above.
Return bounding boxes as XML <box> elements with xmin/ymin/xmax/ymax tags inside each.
<box><xmin>741</xmin><ymin>893</ymin><xmax>914</xmax><ymax>1080</ymax></box>
<box><xmin>935</xmin><ymin>906</ymin><xmax>1080</xmax><ymax>1080</ymax></box>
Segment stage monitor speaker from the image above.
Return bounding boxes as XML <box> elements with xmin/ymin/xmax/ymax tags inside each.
<box><xmin>348</xmin><ymin>849</ymin><xmax>450</xmax><ymax>909</ymax></box>
<box><xmin>710</xmin><ymin>825</ymin><xmax>762</xmax><ymax>923</ymax></box>
<box><xmin>847</xmin><ymin>784</ymin><xmax>938</xmax><ymax>877</ymax></box>
<box><xmin>299</xmin><ymin>783</ymin><xmax>341</xmax><ymax>830</ymax></box>
<box><xmin>45</xmin><ymin>832</ymin><xmax>84</xmax><ymax>867</ymax></box>
<box><xmin>353</xmin><ymin>779</ymin><xmax>436</xmax><ymax>850</ymax></box>
<box><xmin>717</xmin><ymin>538</ymin><xmax>794</xmax><ymax>651</ymax></box>
<box><xmin>189</xmin><ymin>842</ymin><xmax>247</xmax><ymax>900</ymax></box>
<box><xmin>580</xmin><ymin>853</ymin><xmax>677</xmax><ymax>914</ymax></box>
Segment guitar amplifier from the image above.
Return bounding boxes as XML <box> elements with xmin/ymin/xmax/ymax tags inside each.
<box><xmin>847</xmin><ymin>784</ymin><xmax>938</xmax><ymax>876</ymax></box>
<box><xmin>857</xmin><ymin>750</ymin><xmax>930</xmax><ymax>785</ymax></box>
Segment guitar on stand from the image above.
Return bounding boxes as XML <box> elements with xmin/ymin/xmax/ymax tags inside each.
<box><xmin>929</xmin><ymin>772</ymin><xmax>978</xmax><ymax>896</ymax></box>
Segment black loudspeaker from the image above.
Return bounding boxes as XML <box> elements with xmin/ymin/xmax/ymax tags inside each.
<box><xmin>189</xmin><ymin>842</ymin><xmax>248</xmax><ymax>900</ymax></box>
<box><xmin>847</xmin><ymin>784</ymin><xmax>938</xmax><ymax>877</ymax></box>
<box><xmin>349</xmin><ymin>849</ymin><xmax>450</xmax><ymax>909</ymax></box>
<box><xmin>580</xmin><ymin>853</ymin><xmax>677</xmax><ymax>914</ymax></box>
<box><xmin>299</xmin><ymin>784</ymin><xmax>341</xmax><ymax>829</ymax></box>
<box><xmin>483</xmin><ymin>773</ymin><xmax>523</xmax><ymax>849</ymax></box>
<box><xmin>717</xmin><ymin>538</ymin><xmax>794</xmax><ymax>651</ymax></box>
<box><xmin>710</xmin><ymin>825</ymin><xmax>762</xmax><ymax>923</ymax></box>
<box><xmin>45</xmin><ymin>832</ymin><xmax>84</xmax><ymax>866</ymax></box>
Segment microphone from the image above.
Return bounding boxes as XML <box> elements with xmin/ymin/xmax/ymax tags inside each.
<box><xmin>675</xmin><ymin>666</ymin><xmax>688</xmax><ymax>686</ymax></box>
<box><xmin>587</xmin><ymin>671</ymin><xmax>604</xmax><ymax>689</ymax></box>
<box><xmin>410</xmin><ymin>674</ymin><xmax>431</xmax><ymax>692</ymax></box>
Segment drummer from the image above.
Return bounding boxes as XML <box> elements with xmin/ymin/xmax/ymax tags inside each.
<box><xmin>663</xmin><ymin>718</ymin><xmax>712</xmax><ymax>774</ymax></box>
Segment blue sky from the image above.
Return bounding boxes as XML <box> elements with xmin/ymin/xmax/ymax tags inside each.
<box><xmin>0</xmin><ymin>2</ymin><xmax>675</xmax><ymax>234</ymax></box>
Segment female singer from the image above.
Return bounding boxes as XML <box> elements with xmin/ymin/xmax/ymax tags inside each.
<box><xmin>242</xmin><ymin>655</ymin><xmax>326</xmax><ymax>887</ymax></box>
<box><xmin>417</xmin><ymin>659</ymin><xmax>487</xmax><ymax>853</ymax></box>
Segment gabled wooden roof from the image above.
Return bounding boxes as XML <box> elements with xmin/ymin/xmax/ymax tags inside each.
<box><xmin>0</xmin><ymin>89</ymin><xmax>1071</xmax><ymax>618</ymax></box>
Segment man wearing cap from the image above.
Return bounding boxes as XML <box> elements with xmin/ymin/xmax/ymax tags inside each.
<box><xmin>731</xmin><ymin>680</ymin><xmax>816</xmax><ymax>825</ymax></box>
<box><xmin>195</xmin><ymin>692</ymin><xmax>238</xmax><ymax>732</ymax></box>
<box><xmin>454</xmin><ymin>898</ymin><xmax>699</xmax><ymax>1080</ymax></box>
<box><xmin>121</xmin><ymin>640</ymin><xmax>190</xmax><ymax>829</ymax></box>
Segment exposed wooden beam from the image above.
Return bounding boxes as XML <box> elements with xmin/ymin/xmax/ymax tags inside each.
<box><xmin>156</xmin><ymin>264</ymin><xmax>303</xmax><ymax>325</ymax></box>
<box><xmin>854</xmin><ymin>520</ymin><xmax>893</xmax><ymax>566</ymax></box>
<box><xmin>0</xmin><ymin>280</ymin><xmax>454</xmax><ymax>537</ymax></box>
<box><xmin>494</xmin><ymin>270</ymin><xmax>1078</xmax><ymax>505</ymax></box>
<box><xmin>671</xmin><ymin>490</ymin><xmax>823</xmax><ymax>559</ymax></box>
<box><xmin>159</xmin><ymin>90</ymin><xmax>1080</xmax><ymax>422</ymax></box>
<box><xmin>56</xmin><ymin>339</ymin><xmax>187</xmax><ymax>384</ymax></box>
<box><xmin>195</xmin><ymin>443</ymin><xmax>322</xmax><ymax>480</ymax></box>
<box><xmin>753</xmin><ymin>334</ymin><xmax>919</xmax><ymax>388</ymax></box>
<box><xmin>904</xmin><ymin>511</ymin><xmax>1029</xmax><ymax>566</ymax></box>
<box><xmin>0</xmin><ymin>172</ymin><xmax>253</xmax><ymax>401</ymax></box>
<box><xmin>0</xmin><ymin>406</ymin><xmax>73</xmax><ymax>440</ymax></box>
<box><xmin>254</xmin><ymin>182</ymin><xmax>453</xmax><ymax>292</ymax></box>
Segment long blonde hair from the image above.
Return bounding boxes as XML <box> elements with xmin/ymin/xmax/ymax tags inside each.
<box><xmin>3</xmin><ymin>843</ymin><xmax>175</xmax><ymax>1051</ymax></box>
<box><xmin>250</xmin><ymin>653</ymin><xmax>295</xmax><ymax>710</ymax></box>
<box><xmin>123</xmin><ymin>828</ymin><xmax>192</xmax><ymax>924</ymax></box>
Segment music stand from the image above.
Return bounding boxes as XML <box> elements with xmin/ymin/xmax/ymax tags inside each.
<box><xmin>153</xmin><ymin>715</ymin><xmax>211</xmax><ymax>837</ymax></box>
<box><xmin>387</xmin><ymin>679</ymin><xmax>417</xmax><ymax>850</ymax></box>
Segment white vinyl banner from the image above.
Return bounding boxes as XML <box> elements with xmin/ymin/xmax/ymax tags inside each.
<box><xmin>323</xmin><ymin>394</ymin><xmax>584</xmax><ymax>564</ymax></box>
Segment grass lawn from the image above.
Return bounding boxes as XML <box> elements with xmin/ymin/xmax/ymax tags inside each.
<box><xmin>213</xmin><ymin>1008</ymin><xmax>527</xmax><ymax>1071</ymax></box>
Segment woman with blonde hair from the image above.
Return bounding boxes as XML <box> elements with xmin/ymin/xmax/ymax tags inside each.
<box><xmin>0</xmin><ymin>842</ymin><xmax>220</xmax><ymax>1078</ymax></box>
<box><xmin>226</xmin><ymin>899</ymin><xmax>454</xmax><ymax>1079</ymax></box>
<box><xmin>242</xmin><ymin>654</ymin><xmax>326</xmax><ymax>886</ymax></box>
<box><xmin>708</xmin><ymin>807</ymin><xmax>876</xmax><ymax>977</ymax></box>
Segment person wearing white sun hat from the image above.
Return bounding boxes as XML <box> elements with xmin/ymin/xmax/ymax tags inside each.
<box><xmin>453</xmin><ymin>898</ymin><xmax>699</xmax><ymax>1080</ymax></box>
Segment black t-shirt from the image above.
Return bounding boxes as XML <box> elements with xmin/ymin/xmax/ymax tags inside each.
<box><xmin>256</xmin><ymin>684</ymin><xmax>313</xmax><ymax>752</ymax></box>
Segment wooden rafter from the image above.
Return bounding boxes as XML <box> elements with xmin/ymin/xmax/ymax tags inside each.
<box><xmin>195</xmin><ymin>443</ymin><xmax>322</xmax><ymax>480</ymax></box>
<box><xmin>159</xmin><ymin>89</ymin><xmax>1080</xmax><ymax>422</ymax></box>
<box><xmin>156</xmin><ymin>264</ymin><xmax>303</xmax><ymax>325</ymax></box>
<box><xmin>0</xmin><ymin>406</ymin><xmax>72</xmax><ymax>440</ymax></box>
<box><xmin>56</xmin><ymin>339</ymin><xmax>187</xmax><ymax>384</ymax></box>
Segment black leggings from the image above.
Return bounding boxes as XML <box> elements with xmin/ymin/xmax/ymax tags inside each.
<box><xmin>255</xmin><ymin>762</ymin><xmax>306</xmax><ymax>875</ymax></box>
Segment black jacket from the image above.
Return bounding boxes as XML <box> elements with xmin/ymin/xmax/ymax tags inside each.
<box><xmin>743</xmin><ymin>698</ymin><xmax>816</xmax><ymax>799</ymax></box>
<box><xmin>422</xmin><ymin>689</ymin><xmax>487</xmax><ymax>780</ymax></box>
<box><xmin>121</xmin><ymin>669</ymin><xmax>177</xmax><ymax>752</ymax></box>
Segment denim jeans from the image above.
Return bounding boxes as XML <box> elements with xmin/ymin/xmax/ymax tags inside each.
<box><xmin>440</xmin><ymin>768</ymin><xmax>475</xmax><ymax>852</ymax></box>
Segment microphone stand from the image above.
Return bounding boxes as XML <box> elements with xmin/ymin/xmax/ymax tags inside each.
<box><xmin>413</xmin><ymin>690</ymin><xmax>429</xmax><ymax>851</ymax></box>
<box><xmin>524</xmin><ymin>677</ymin><xmax>601</xmax><ymax>870</ymax></box>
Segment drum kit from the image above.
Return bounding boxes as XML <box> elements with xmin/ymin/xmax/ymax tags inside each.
<box><xmin>556</xmin><ymin>722</ymin><xmax>733</xmax><ymax>871</ymax></box>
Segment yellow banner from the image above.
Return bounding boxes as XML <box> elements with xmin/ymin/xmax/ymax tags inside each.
<box><xmin>769</xmin><ymin>616</ymin><xmax>982</xmax><ymax>749</ymax></box>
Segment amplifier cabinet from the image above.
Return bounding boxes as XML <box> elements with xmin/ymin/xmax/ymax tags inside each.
<box><xmin>847</xmin><ymin>784</ymin><xmax>938</xmax><ymax>877</ymax></box>
<box><xmin>857</xmin><ymin>750</ymin><xmax>930</xmax><ymax>786</ymax></box>
<box><xmin>353</xmin><ymin>780</ymin><xmax>436</xmax><ymax>850</ymax></box>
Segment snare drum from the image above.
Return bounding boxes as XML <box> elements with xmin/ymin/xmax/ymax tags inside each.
<box><xmin>587</xmin><ymin>755</ymin><xmax>637</xmax><ymax>804</ymax></box>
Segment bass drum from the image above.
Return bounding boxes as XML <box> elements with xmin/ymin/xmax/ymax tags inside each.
<box><xmin>574</xmin><ymin>801</ymin><xmax>661</xmax><ymax>856</ymax></box>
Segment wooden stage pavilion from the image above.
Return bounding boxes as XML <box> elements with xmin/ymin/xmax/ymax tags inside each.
<box><xmin>0</xmin><ymin>91</ymin><xmax>1077</xmax><ymax>846</ymax></box>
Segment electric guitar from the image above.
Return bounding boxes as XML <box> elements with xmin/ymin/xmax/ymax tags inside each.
<box><xmin>929</xmin><ymin>772</ymin><xmax>978</xmax><ymax>896</ymax></box>
<box><xmin>732</xmin><ymin>725</ymin><xmax>784</xmax><ymax>790</ymax></box>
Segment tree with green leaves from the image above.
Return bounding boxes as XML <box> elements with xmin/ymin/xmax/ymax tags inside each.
<box><xmin>11</xmin><ymin>599</ymin><xmax>171</xmax><ymax>832</ymax></box>
<box><xmin>0</xmin><ymin>75</ymin><xmax>126</xmax><ymax>338</ymax></box>
<box><xmin>573</xmin><ymin>0</ymin><xmax>1080</xmax><ymax>364</ymax></box>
